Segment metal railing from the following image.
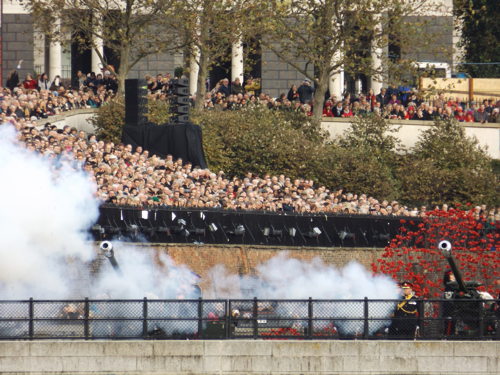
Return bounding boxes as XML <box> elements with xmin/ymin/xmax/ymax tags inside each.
<box><xmin>0</xmin><ymin>298</ymin><xmax>498</xmax><ymax>340</ymax></box>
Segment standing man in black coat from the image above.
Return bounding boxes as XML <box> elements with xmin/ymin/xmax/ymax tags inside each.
<box><xmin>389</xmin><ymin>281</ymin><xmax>420</xmax><ymax>338</ymax></box>
<box><xmin>297</xmin><ymin>79</ymin><xmax>314</xmax><ymax>104</ymax></box>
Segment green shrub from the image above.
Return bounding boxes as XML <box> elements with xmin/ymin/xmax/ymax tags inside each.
<box><xmin>396</xmin><ymin>118</ymin><xmax>499</xmax><ymax>206</ymax></box>
<box><xmin>146</xmin><ymin>99</ymin><xmax>171</xmax><ymax>125</ymax></box>
<box><xmin>90</xmin><ymin>97</ymin><xmax>125</xmax><ymax>144</ymax></box>
<box><xmin>191</xmin><ymin>106</ymin><xmax>327</xmax><ymax>180</ymax></box>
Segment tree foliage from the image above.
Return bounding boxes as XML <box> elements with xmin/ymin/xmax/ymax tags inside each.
<box><xmin>193</xmin><ymin>110</ymin><xmax>496</xmax><ymax>206</ymax></box>
<box><xmin>90</xmin><ymin>98</ymin><xmax>125</xmax><ymax>144</ymax></box>
<box><xmin>396</xmin><ymin>118</ymin><xmax>499</xmax><ymax>206</ymax></box>
<box><xmin>191</xmin><ymin>106</ymin><xmax>328</xmax><ymax>180</ymax></box>
<box><xmin>249</xmin><ymin>0</ymin><xmax>443</xmax><ymax>119</ymax></box>
<box><xmin>170</xmin><ymin>0</ymin><xmax>254</xmax><ymax>109</ymax></box>
<box><xmin>454</xmin><ymin>0</ymin><xmax>500</xmax><ymax>77</ymax></box>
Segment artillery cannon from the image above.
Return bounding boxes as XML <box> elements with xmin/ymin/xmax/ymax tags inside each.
<box><xmin>438</xmin><ymin>240</ymin><xmax>496</xmax><ymax>336</ymax></box>
<box><xmin>100</xmin><ymin>241</ymin><xmax>120</xmax><ymax>273</ymax></box>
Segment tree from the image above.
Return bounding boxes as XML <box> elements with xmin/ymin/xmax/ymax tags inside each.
<box><xmin>373</xmin><ymin>208</ymin><xmax>499</xmax><ymax>298</ymax></box>
<box><xmin>171</xmin><ymin>0</ymin><xmax>255</xmax><ymax>110</ymax></box>
<box><xmin>191</xmin><ymin>106</ymin><xmax>328</xmax><ymax>179</ymax></box>
<box><xmin>397</xmin><ymin>118</ymin><xmax>499</xmax><ymax>206</ymax></box>
<box><xmin>454</xmin><ymin>0</ymin><xmax>500</xmax><ymax>77</ymax></box>
<box><xmin>251</xmin><ymin>0</ymin><xmax>445</xmax><ymax>120</ymax></box>
<box><xmin>322</xmin><ymin>114</ymin><xmax>403</xmax><ymax>200</ymax></box>
<box><xmin>26</xmin><ymin>0</ymin><xmax>184</xmax><ymax>92</ymax></box>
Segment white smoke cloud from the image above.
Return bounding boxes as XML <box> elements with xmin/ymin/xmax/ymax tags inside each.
<box><xmin>207</xmin><ymin>252</ymin><xmax>398</xmax><ymax>300</ymax></box>
<box><xmin>206</xmin><ymin>253</ymin><xmax>399</xmax><ymax>334</ymax></box>
<box><xmin>0</xmin><ymin>124</ymin><xmax>99</xmax><ymax>299</ymax></box>
<box><xmin>92</xmin><ymin>243</ymin><xmax>200</xmax><ymax>300</ymax></box>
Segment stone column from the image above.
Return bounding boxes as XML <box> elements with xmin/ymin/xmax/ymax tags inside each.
<box><xmin>370</xmin><ymin>19</ymin><xmax>385</xmax><ymax>94</ymax></box>
<box><xmin>49</xmin><ymin>20</ymin><xmax>62</xmax><ymax>80</ymax></box>
<box><xmin>231</xmin><ymin>38</ymin><xmax>244</xmax><ymax>83</ymax></box>
<box><xmin>189</xmin><ymin>45</ymin><xmax>200</xmax><ymax>95</ymax></box>
<box><xmin>329</xmin><ymin>50</ymin><xmax>344</xmax><ymax>99</ymax></box>
<box><xmin>91</xmin><ymin>26</ymin><xmax>104</xmax><ymax>74</ymax></box>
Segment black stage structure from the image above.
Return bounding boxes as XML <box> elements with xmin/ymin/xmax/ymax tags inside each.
<box><xmin>121</xmin><ymin>78</ymin><xmax>207</xmax><ymax>168</ymax></box>
<box><xmin>121</xmin><ymin>122</ymin><xmax>207</xmax><ymax>168</ymax></box>
<box><xmin>93</xmin><ymin>205</ymin><xmax>421</xmax><ymax>247</ymax></box>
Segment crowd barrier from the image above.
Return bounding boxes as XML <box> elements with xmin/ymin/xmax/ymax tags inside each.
<box><xmin>94</xmin><ymin>205</ymin><xmax>420</xmax><ymax>247</ymax></box>
<box><xmin>1</xmin><ymin>298</ymin><xmax>498</xmax><ymax>341</ymax></box>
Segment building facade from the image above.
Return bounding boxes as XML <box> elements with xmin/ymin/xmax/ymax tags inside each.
<box><xmin>1</xmin><ymin>0</ymin><xmax>456</xmax><ymax>98</ymax></box>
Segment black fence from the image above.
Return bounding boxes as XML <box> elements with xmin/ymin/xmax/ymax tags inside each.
<box><xmin>1</xmin><ymin>298</ymin><xmax>498</xmax><ymax>340</ymax></box>
<box><xmin>93</xmin><ymin>206</ymin><xmax>421</xmax><ymax>247</ymax></box>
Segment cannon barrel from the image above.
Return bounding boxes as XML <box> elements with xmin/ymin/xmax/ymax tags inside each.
<box><xmin>100</xmin><ymin>241</ymin><xmax>121</xmax><ymax>273</ymax></box>
<box><xmin>438</xmin><ymin>240</ymin><xmax>469</xmax><ymax>294</ymax></box>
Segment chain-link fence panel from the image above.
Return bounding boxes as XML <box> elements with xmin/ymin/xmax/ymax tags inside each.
<box><xmin>0</xmin><ymin>299</ymin><xmax>497</xmax><ymax>340</ymax></box>
<box><xmin>0</xmin><ymin>301</ymin><xmax>30</xmax><ymax>338</ymax></box>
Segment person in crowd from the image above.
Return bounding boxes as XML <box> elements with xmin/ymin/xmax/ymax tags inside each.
<box><xmin>23</xmin><ymin>74</ymin><xmax>37</xmax><ymax>90</ymax></box>
<box><xmin>376</xmin><ymin>88</ymin><xmax>388</xmax><ymax>107</ymax></box>
<box><xmin>297</xmin><ymin>79</ymin><xmax>314</xmax><ymax>104</ymax></box>
<box><xmin>231</xmin><ymin>77</ymin><xmax>244</xmax><ymax>95</ymax></box>
<box><xmin>218</xmin><ymin>78</ymin><xmax>231</xmax><ymax>98</ymax></box>
<box><xmin>332</xmin><ymin>101</ymin><xmax>343</xmax><ymax>117</ymax></box>
<box><xmin>473</xmin><ymin>104</ymin><xmax>489</xmax><ymax>123</ymax></box>
<box><xmin>38</xmin><ymin>73</ymin><xmax>51</xmax><ymax>91</ymax></box>
<box><xmin>287</xmin><ymin>84</ymin><xmax>300</xmax><ymax>102</ymax></box>
<box><xmin>6</xmin><ymin>70</ymin><xmax>20</xmax><ymax>91</ymax></box>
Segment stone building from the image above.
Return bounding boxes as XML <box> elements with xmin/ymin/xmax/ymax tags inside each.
<box><xmin>1</xmin><ymin>0</ymin><xmax>457</xmax><ymax>98</ymax></box>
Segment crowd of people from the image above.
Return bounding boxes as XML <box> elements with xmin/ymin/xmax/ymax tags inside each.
<box><xmin>4</xmin><ymin>114</ymin><xmax>498</xmax><ymax>222</ymax></box>
<box><xmin>145</xmin><ymin>73</ymin><xmax>500</xmax><ymax>123</ymax></box>
<box><xmin>1</xmin><ymin>63</ymin><xmax>117</xmax><ymax>122</ymax></box>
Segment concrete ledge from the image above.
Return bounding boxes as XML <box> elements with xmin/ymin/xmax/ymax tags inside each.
<box><xmin>0</xmin><ymin>340</ymin><xmax>497</xmax><ymax>374</ymax></box>
<box><xmin>321</xmin><ymin>119</ymin><xmax>500</xmax><ymax>159</ymax></box>
<box><xmin>34</xmin><ymin>108</ymin><xmax>97</xmax><ymax>134</ymax></box>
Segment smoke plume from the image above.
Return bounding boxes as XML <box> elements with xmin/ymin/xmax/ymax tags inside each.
<box><xmin>0</xmin><ymin>124</ymin><xmax>98</xmax><ymax>299</ymax></box>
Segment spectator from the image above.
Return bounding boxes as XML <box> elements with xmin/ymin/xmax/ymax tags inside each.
<box><xmin>38</xmin><ymin>73</ymin><xmax>50</xmax><ymax>91</ymax></box>
<box><xmin>23</xmin><ymin>74</ymin><xmax>37</xmax><ymax>90</ymax></box>
<box><xmin>6</xmin><ymin>70</ymin><xmax>20</xmax><ymax>91</ymax></box>
<box><xmin>332</xmin><ymin>101</ymin><xmax>343</xmax><ymax>117</ymax></box>
<box><xmin>287</xmin><ymin>84</ymin><xmax>300</xmax><ymax>102</ymax></box>
<box><xmin>218</xmin><ymin>78</ymin><xmax>231</xmax><ymax>98</ymax></box>
<box><xmin>473</xmin><ymin>104</ymin><xmax>488</xmax><ymax>124</ymax></box>
<box><xmin>231</xmin><ymin>77</ymin><xmax>244</xmax><ymax>95</ymax></box>
<box><xmin>376</xmin><ymin>88</ymin><xmax>388</xmax><ymax>107</ymax></box>
<box><xmin>297</xmin><ymin>79</ymin><xmax>314</xmax><ymax>104</ymax></box>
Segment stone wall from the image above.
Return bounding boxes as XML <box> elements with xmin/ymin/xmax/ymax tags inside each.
<box><xmin>261</xmin><ymin>46</ymin><xmax>313</xmax><ymax>98</ymax></box>
<box><xmin>128</xmin><ymin>51</ymin><xmax>183</xmax><ymax>80</ymax></box>
<box><xmin>128</xmin><ymin>243</ymin><xmax>384</xmax><ymax>295</ymax></box>
<box><xmin>0</xmin><ymin>340</ymin><xmax>497</xmax><ymax>374</ymax></box>
<box><xmin>2</xmin><ymin>14</ymin><xmax>34</xmax><ymax>84</ymax></box>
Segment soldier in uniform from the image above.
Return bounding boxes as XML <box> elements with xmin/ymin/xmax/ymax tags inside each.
<box><xmin>389</xmin><ymin>281</ymin><xmax>420</xmax><ymax>338</ymax></box>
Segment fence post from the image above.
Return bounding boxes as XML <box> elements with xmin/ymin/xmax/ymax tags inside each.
<box><xmin>363</xmin><ymin>297</ymin><xmax>369</xmax><ymax>339</ymax></box>
<box><xmin>417</xmin><ymin>299</ymin><xmax>425</xmax><ymax>339</ymax></box>
<box><xmin>84</xmin><ymin>298</ymin><xmax>89</xmax><ymax>339</ymax></box>
<box><xmin>253</xmin><ymin>297</ymin><xmax>258</xmax><ymax>339</ymax></box>
<box><xmin>225</xmin><ymin>300</ymin><xmax>230</xmax><ymax>339</ymax></box>
<box><xmin>198</xmin><ymin>297</ymin><xmax>203</xmax><ymax>339</ymax></box>
<box><xmin>29</xmin><ymin>298</ymin><xmax>34</xmax><ymax>340</ymax></box>
<box><xmin>308</xmin><ymin>297</ymin><xmax>313</xmax><ymax>339</ymax></box>
<box><xmin>142</xmin><ymin>297</ymin><xmax>148</xmax><ymax>339</ymax></box>
<box><xmin>478</xmin><ymin>301</ymin><xmax>484</xmax><ymax>340</ymax></box>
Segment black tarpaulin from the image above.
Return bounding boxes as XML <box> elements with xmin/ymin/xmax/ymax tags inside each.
<box><xmin>122</xmin><ymin>122</ymin><xmax>207</xmax><ymax>169</ymax></box>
